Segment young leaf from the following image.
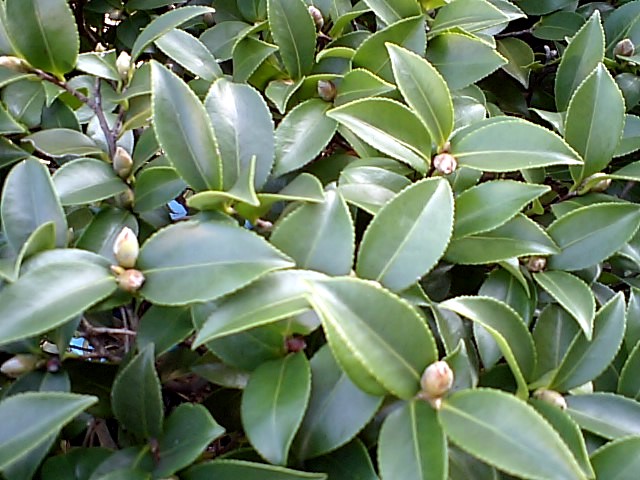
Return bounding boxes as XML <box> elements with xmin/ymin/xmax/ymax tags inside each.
<box><xmin>307</xmin><ymin>277</ymin><xmax>437</xmax><ymax>399</ymax></box>
<box><xmin>387</xmin><ymin>43</ymin><xmax>454</xmax><ymax>148</ymax></box>
<box><xmin>566</xmin><ymin>393</ymin><xmax>640</xmax><ymax>439</ymax></box>
<box><xmin>138</xmin><ymin>220</ymin><xmax>294</xmax><ymax>305</ymax></box>
<box><xmin>356</xmin><ymin>177</ymin><xmax>454</xmax><ymax>292</ymax></box>
<box><xmin>440</xmin><ymin>389</ymin><xmax>586</xmax><ymax>480</ymax></box>
<box><xmin>241</xmin><ymin>353</ymin><xmax>311</xmax><ymax>465</ymax></box>
<box><xmin>378</xmin><ymin>400</ymin><xmax>447</xmax><ymax>480</ymax></box>
<box><xmin>111</xmin><ymin>344</ymin><xmax>164</xmax><ymax>441</ymax></box>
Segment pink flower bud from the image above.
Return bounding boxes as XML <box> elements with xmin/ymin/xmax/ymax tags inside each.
<box><xmin>317</xmin><ymin>80</ymin><xmax>336</xmax><ymax>102</ymax></box>
<box><xmin>117</xmin><ymin>269</ymin><xmax>145</xmax><ymax>293</ymax></box>
<box><xmin>420</xmin><ymin>361</ymin><xmax>454</xmax><ymax>406</ymax></box>
<box><xmin>308</xmin><ymin>6</ymin><xmax>324</xmax><ymax>30</ymax></box>
<box><xmin>432</xmin><ymin>153</ymin><xmax>457</xmax><ymax>175</ymax></box>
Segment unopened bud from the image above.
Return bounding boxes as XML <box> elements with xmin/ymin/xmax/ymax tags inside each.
<box><xmin>203</xmin><ymin>12</ymin><xmax>215</xmax><ymax>27</ymax></box>
<box><xmin>308</xmin><ymin>6</ymin><xmax>324</xmax><ymax>30</ymax></box>
<box><xmin>112</xmin><ymin>146</ymin><xmax>133</xmax><ymax>179</ymax></box>
<box><xmin>115</xmin><ymin>187</ymin><xmax>135</xmax><ymax>209</ymax></box>
<box><xmin>432</xmin><ymin>153</ymin><xmax>457</xmax><ymax>175</ymax></box>
<box><xmin>0</xmin><ymin>55</ymin><xmax>32</xmax><ymax>73</ymax></box>
<box><xmin>113</xmin><ymin>226</ymin><xmax>139</xmax><ymax>268</ymax></box>
<box><xmin>419</xmin><ymin>360</ymin><xmax>454</xmax><ymax>408</ymax></box>
<box><xmin>1</xmin><ymin>354</ymin><xmax>39</xmax><ymax>378</ymax></box>
<box><xmin>578</xmin><ymin>173</ymin><xmax>611</xmax><ymax>195</ymax></box>
<box><xmin>534</xmin><ymin>389</ymin><xmax>567</xmax><ymax>410</ymax></box>
<box><xmin>526</xmin><ymin>256</ymin><xmax>546</xmax><ymax>273</ymax></box>
<box><xmin>317</xmin><ymin>80</ymin><xmax>336</xmax><ymax>102</ymax></box>
<box><xmin>116</xmin><ymin>51</ymin><xmax>132</xmax><ymax>80</ymax></box>
<box><xmin>116</xmin><ymin>269</ymin><xmax>145</xmax><ymax>293</ymax></box>
<box><xmin>614</xmin><ymin>39</ymin><xmax>635</xmax><ymax>58</ymax></box>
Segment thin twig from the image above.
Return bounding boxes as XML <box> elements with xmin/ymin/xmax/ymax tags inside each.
<box><xmin>81</xmin><ymin>318</ymin><xmax>137</xmax><ymax>337</ymax></box>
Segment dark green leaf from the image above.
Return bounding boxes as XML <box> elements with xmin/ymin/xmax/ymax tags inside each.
<box><xmin>591</xmin><ymin>436</ymin><xmax>640</xmax><ymax>480</ymax></box>
<box><xmin>618</xmin><ymin>340</ymin><xmax>640</xmax><ymax>400</ymax></box>
<box><xmin>136</xmin><ymin>306</ymin><xmax>193</xmax><ymax>357</ymax></box>
<box><xmin>267</xmin><ymin>0</ymin><xmax>315</xmax><ymax>78</ymax></box>
<box><xmin>133</xmin><ymin>166</ymin><xmax>186</xmax><ymax>213</ymax></box>
<box><xmin>155</xmin><ymin>28</ymin><xmax>222</xmax><ymax>82</ymax></box>
<box><xmin>305</xmin><ymin>440</ymin><xmax>378</xmax><ymax>480</ymax></box>
<box><xmin>431</xmin><ymin>0</ymin><xmax>508</xmax><ymax>36</ymax></box>
<box><xmin>53</xmin><ymin>158</ymin><xmax>128</xmax><ymax>206</ymax></box>
<box><xmin>534</xmin><ymin>304</ymin><xmax>581</xmax><ymax>379</ymax></box>
<box><xmin>184</xmin><ymin>460</ymin><xmax>326</xmax><ymax>480</ymax></box>
<box><xmin>363</xmin><ymin>0</ymin><xmax>421</xmax><ymax>25</ymax></box>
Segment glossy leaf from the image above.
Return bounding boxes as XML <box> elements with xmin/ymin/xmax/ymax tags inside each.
<box><xmin>306</xmin><ymin>440</ymin><xmax>378</xmax><ymax>480</ymax></box>
<box><xmin>307</xmin><ymin>277</ymin><xmax>437</xmax><ymax>399</ymax></box>
<box><xmin>4</xmin><ymin>0</ymin><xmax>78</xmax><ymax>76</ymax></box>
<box><xmin>440</xmin><ymin>389</ymin><xmax>586</xmax><ymax>480</ymax></box>
<box><xmin>151</xmin><ymin>61</ymin><xmax>222</xmax><ymax>192</ymax></box>
<box><xmin>497</xmin><ymin>37</ymin><xmax>534</xmax><ymax>88</ymax></box>
<box><xmin>267</xmin><ymin>0</ymin><xmax>315</xmax><ymax>78</ymax></box>
<box><xmin>74</xmin><ymin>207</ymin><xmax>138</xmax><ymax>264</ymax></box>
<box><xmin>23</xmin><ymin>129</ymin><xmax>102</xmax><ymax>158</ymax></box>
<box><xmin>450</xmin><ymin>119</ymin><xmax>582</xmax><ymax>172</ymax></box>
<box><xmin>356</xmin><ymin>178</ymin><xmax>453</xmax><ymax>291</ymax></box>
<box><xmin>133</xmin><ymin>166</ymin><xmax>186</xmax><ymax>213</ymax></box>
<box><xmin>0</xmin><ymin>393</ymin><xmax>96</xmax><ymax>470</ymax></box>
<box><xmin>335</xmin><ymin>68</ymin><xmax>395</xmax><ymax>106</ymax></box>
<box><xmin>547</xmin><ymin>203</ymin><xmax>640</xmax><ymax>271</ymax></box>
<box><xmin>138</xmin><ymin>220</ymin><xmax>294</xmax><ymax>305</ymax></box>
<box><xmin>566</xmin><ymin>393</ymin><xmax>640</xmax><ymax>439</ymax></box>
<box><xmin>387</xmin><ymin>43</ymin><xmax>453</xmax><ymax>148</ymax></box>
<box><xmin>378</xmin><ymin>400</ymin><xmax>447</xmax><ymax>480</ymax></box>
<box><xmin>241</xmin><ymin>353</ymin><xmax>311</xmax><ymax>465</ymax></box>
<box><xmin>136</xmin><ymin>306</ymin><xmax>193</xmax><ymax>357</ymax></box>
<box><xmin>533</xmin><ymin>271</ymin><xmax>596</xmax><ymax>340</ymax></box>
<box><xmin>555</xmin><ymin>11</ymin><xmax>605</xmax><ymax>111</ymax></box>
<box><xmin>363</xmin><ymin>0</ymin><xmax>420</xmax><ymax>25</ymax></box>
<box><xmin>327</xmin><ymin>98</ymin><xmax>431</xmax><ymax>173</ymax></box>
<box><xmin>184</xmin><ymin>460</ymin><xmax>327</xmax><ymax>480</ymax></box>
<box><xmin>111</xmin><ymin>345</ymin><xmax>163</xmax><ymax>441</ymax></box>
<box><xmin>619</xmin><ymin>340</ymin><xmax>640</xmax><ymax>400</ymax></box>
<box><xmin>550</xmin><ymin>293</ymin><xmax>626</xmax><ymax>392</ymax></box>
<box><xmin>591</xmin><ymin>437</ymin><xmax>640</xmax><ymax>480</ymax></box>
<box><xmin>294</xmin><ymin>345</ymin><xmax>382</xmax><ymax>460</ymax></box>
<box><xmin>155</xmin><ymin>28</ymin><xmax>222</xmax><ymax>82</ymax></box>
<box><xmin>534</xmin><ymin>305</ymin><xmax>581</xmax><ymax>379</ymax></box>
<box><xmin>270</xmin><ymin>188</ymin><xmax>354</xmax><ymax>276</ymax></box>
<box><xmin>431</xmin><ymin>0</ymin><xmax>508</xmax><ymax>35</ymax></box>
<box><xmin>52</xmin><ymin>158</ymin><xmax>128</xmax><ymax>206</ymax></box>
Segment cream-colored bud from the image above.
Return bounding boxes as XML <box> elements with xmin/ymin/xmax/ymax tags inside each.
<box><xmin>534</xmin><ymin>389</ymin><xmax>567</xmax><ymax>410</ymax></box>
<box><xmin>117</xmin><ymin>269</ymin><xmax>145</xmax><ymax>293</ymax></box>
<box><xmin>614</xmin><ymin>39</ymin><xmax>635</xmax><ymax>58</ymax></box>
<box><xmin>578</xmin><ymin>173</ymin><xmax>612</xmax><ymax>195</ymax></box>
<box><xmin>308</xmin><ymin>5</ymin><xmax>324</xmax><ymax>30</ymax></box>
<box><xmin>317</xmin><ymin>80</ymin><xmax>336</xmax><ymax>102</ymax></box>
<box><xmin>1</xmin><ymin>354</ymin><xmax>39</xmax><ymax>378</ymax></box>
<box><xmin>113</xmin><ymin>227</ymin><xmax>139</xmax><ymax>268</ymax></box>
<box><xmin>41</xmin><ymin>341</ymin><xmax>60</xmax><ymax>355</ymax></box>
<box><xmin>0</xmin><ymin>56</ymin><xmax>32</xmax><ymax>73</ymax></box>
<box><xmin>526</xmin><ymin>256</ymin><xmax>547</xmax><ymax>273</ymax></box>
<box><xmin>432</xmin><ymin>153</ymin><xmax>457</xmax><ymax>175</ymax></box>
<box><xmin>113</xmin><ymin>146</ymin><xmax>133</xmax><ymax>179</ymax></box>
<box><xmin>116</xmin><ymin>51</ymin><xmax>132</xmax><ymax>80</ymax></box>
<box><xmin>420</xmin><ymin>361</ymin><xmax>454</xmax><ymax>408</ymax></box>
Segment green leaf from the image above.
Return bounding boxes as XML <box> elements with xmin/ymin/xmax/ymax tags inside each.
<box><xmin>41</xmin><ymin>448</ymin><xmax>111</xmax><ymax>480</ymax></box>
<box><xmin>155</xmin><ymin>28</ymin><xmax>222</xmax><ymax>82</ymax></box>
<box><xmin>533</xmin><ymin>271</ymin><xmax>596</xmax><ymax>340</ymax></box>
<box><xmin>184</xmin><ymin>460</ymin><xmax>326</xmax><ymax>480</ymax></box>
<box><xmin>550</xmin><ymin>293</ymin><xmax>626</xmax><ymax>392</ymax></box>
<box><xmin>532</xmin><ymin>12</ymin><xmax>585</xmax><ymax>41</ymax></box>
<box><xmin>431</xmin><ymin>0</ymin><xmax>508</xmax><ymax>36</ymax></box>
<box><xmin>352</xmin><ymin>15</ymin><xmax>427</xmax><ymax>83</ymax></box>
<box><xmin>74</xmin><ymin>207</ymin><xmax>137</xmax><ymax>264</ymax></box>
<box><xmin>363</xmin><ymin>0</ymin><xmax>420</xmax><ymax>25</ymax></box>
<box><xmin>111</xmin><ymin>344</ymin><xmax>163</xmax><ymax>441</ymax></box>
<box><xmin>534</xmin><ymin>305</ymin><xmax>581</xmax><ymax>379</ymax></box>
<box><xmin>131</xmin><ymin>6</ymin><xmax>215</xmax><ymax>60</ymax></box>
<box><xmin>565</xmin><ymin>64</ymin><xmax>626</xmax><ymax>182</ymax></box>
<box><xmin>52</xmin><ymin>158</ymin><xmax>128</xmax><ymax>206</ymax></box>
<box><xmin>266</xmin><ymin>78</ymin><xmax>304</xmax><ymax>114</ymax></box>
<box><xmin>0</xmin><ymin>259</ymin><xmax>116</xmax><ymax>346</ymax></box>
<box><xmin>306</xmin><ymin>440</ymin><xmax>378</xmax><ymax>480</ymax></box>
<box><xmin>267</xmin><ymin>0</ymin><xmax>315</xmax><ymax>78</ymax></box>
<box><xmin>241</xmin><ymin>353</ymin><xmax>311</xmax><ymax>465</ymax></box>
<box><xmin>426</xmin><ymin>32</ymin><xmax>506</xmax><ymax>91</ymax></box>
<box><xmin>566</xmin><ymin>393</ymin><xmax>640</xmax><ymax>439</ymax></box>
<box><xmin>439</xmin><ymin>296</ymin><xmax>535</xmax><ymax>397</ymax></box>
<box><xmin>327</xmin><ymin>98</ymin><xmax>431</xmax><ymax>173</ymax></box>
<box><xmin>1</xmin><ymin>158</ymin><xmax>67</xmax><ymax>251</ymax></box>
<box><xmin>619</xmin><ymin>340</ymin><xmax>640</xmax><ymax>400</ymax></box>
<box><xmin>23</xmin><ymin>129</ymin><xmax>103</xmax><ymax>158</ymax></box>
<box><xmin>378</xmin><ymin>400</ymin><xmax>447</xmax><ymax>480</ymax></box>
<box><xmin>449</xmin><ymin>119</ymin><xmax>582</xmax><ymax>172</ymax></box>
<box><xmin>614</xmin><ymin>114</ymin><xmax>640</xmax><ymax>158</ymax></box>
<box><xmin>338</xmin><ymin>164</ymin><xmax>411</xmax><ymax>215</ymax></box>
<box><xmin>0</xmin><ymin>392</ymin><xmax>96</xmax><ymax>470</ymax></box>
<box><xmin>440</xmin><ymin>389</ymin><xmax>586</xmax><ymax>480</ymax></box>
<box><xmin>356</xmin><ymin>178</ymin><xmax>453</xmax><ymax>292</ymax></box>
<box><xmin>4</xmin><ymin>0</ymin><xmax>78</xmax><ymax>76</ymax></box>
<box><xmin>591</xmin><ymin>436</ymin><xmax>640</xmax><ymax>480</ymax></box>
<box><xmin>547</xmin><ymin>203</ymin><xmax>640</xmax><ymax>271</ymax></box>
<box><xmin>335</xmin><ymin>68</ymin><xmax>395</xmax><ymax>107</ymax></box>
<box><xmin>193</xmin><ymin>270</ymin><xmax>322</xmax><ymax>346</ymax></box>
<box><xmin>445</xmin><ymin>214</ymin><xmax>559</xmax><ymax>265</ymax></box>
<box><xmin>232</xmin><ymin>36</ymin><xmax>279</xmax><ymax>83</ymax></box>
<box><xmin>273</xmin><ymin>99</ymin><xmax>337</xmax><ymax>176</ymax></box>
<box><xmin>133</xmin><ymin>166</ymin><xmax>187</xmax><ymax>213</ymax></box>
<box><xmin>76</xmin><ymin>50</ymin><xmax>119</xmax><ymax>81</ymax></box>
<box><xmin>0</xmin><ymin>102</ymin><xmax>26</xmax><ymax>135</ymax></box>
<box><xmin>453</xmin><ymin>180</ymin><xmax>550</xmax><ymax>239</ymax></box>
<box><xmin>555</xmin><ymin>11</ymin><xmax>605</xmax><ymax>112</ymax></box>
<box><xmin>151</xmin><ymin>61</ymin><xmax>222</xmax><ymax>192</ymax></box>
<box><xmin>271</xmin><ymin>189</ymin><xmax>354</xmax><ymax>276</ymax></box>
<box><xmin>155</xmin><ymin>404</ymin><xmax>224</xmax><ymax>478</ymax></box>
<box><xmin>137</xmin><ymin>306</ymin><xmax>193</xmax><ymax>357</ymax></box>
<box><xmin>307</xmin><ymin>277</ymin><xmax>437</xmax><ymax>399</ymax></box>
<box><xmin>387</xmin><ymin>44</ymin><xmax>453</xmax><ymax>148</ymax></box>
<box><xmin>0</xmin><ymin>222</ymin><xmax>56</xmax><ymax>283</ymax></box>
<box><xmin>497</xmin><ymin>37</ymin><xmax>534</xmax><ymax>88</ymax></box>
<box><xmin>293</xmin><ymin>345</ymin><xmax>382</xmax><ymax>460</ymax></box>
<box><xmin>138</xmin><ymin>220</ymin><xmax>293</xmax><ymax>305</ymax></box>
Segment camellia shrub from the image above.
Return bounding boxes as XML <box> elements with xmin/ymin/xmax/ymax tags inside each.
<box><xmin>1</xmin><ymin>0</ymin><xmax>640</xmax><ymax>478</ymax></box>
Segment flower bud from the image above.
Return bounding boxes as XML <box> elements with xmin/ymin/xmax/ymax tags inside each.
<box><xmin>578</xmin><ymin>173</ymin><xmax>611</xmax><ymax>195</ymax></box>
<box><xmin>113</xmin><ymin>226</ymin><xmax>139</xmax><ymax>268</ymax></box>
<box><xmin>116</xmin><ymin>50</ymin><xmax>132</xmax><ymax>80</ymax></box>
<box><xmin>317</xmin><ymin>80</ymin><xmax>336</xmax><ymax>102</ymax></box>
<box><xmin>526</xmin><ymin>256</ymin><xmax>546</xmax><ymax>273</ymax></box>
<box><xmin>420</xmin><ymin>360</ymin><xmax>454</xmax><ymax>408</ymax></box>
<box><xmin>614</xmin><ymin>39</ymin><xmax>635</xmax><ymax>58</ymax></box>
<box><xmin>308</xmin><ymin>5</ymin><xmax>324</xmax><ymax>30</ymax></box>
<box><xmin>432</xmin><ymin>153</ymin><xmax>457</xmax><ymax>175</ymax></box>
<box><xmin>116</xmin><ymin>268</ymin><xmax>145</xmax><ymax>293</ymax></box>
<box><xmin>115</xmin><ymin>187</ymin><xmax>135</xmax><ymax>209</ymax></box>
<box><xmin>0</xmin><ymin>55</ymin><xmax>32</xmax><ymax>73</ymax></box>
<box><xmin>1</xmin><ymin>354</ymin><xmax>39</xmax><ymax>378</ymax></box>
<box><xmin>534</xmin><ymin>389</ymin><xmax>567</xmax><ymax>410</ymax></box>
<box><xmin>112</xmin><ymin>146</ymin><xmax>133</xmax><ymax>179</ymax></box>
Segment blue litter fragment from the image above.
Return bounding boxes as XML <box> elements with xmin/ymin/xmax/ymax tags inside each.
<box><xmin>168</xmin><ymin>200</ymin><xmax>187</xmax><ymax>220</ymax></box>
